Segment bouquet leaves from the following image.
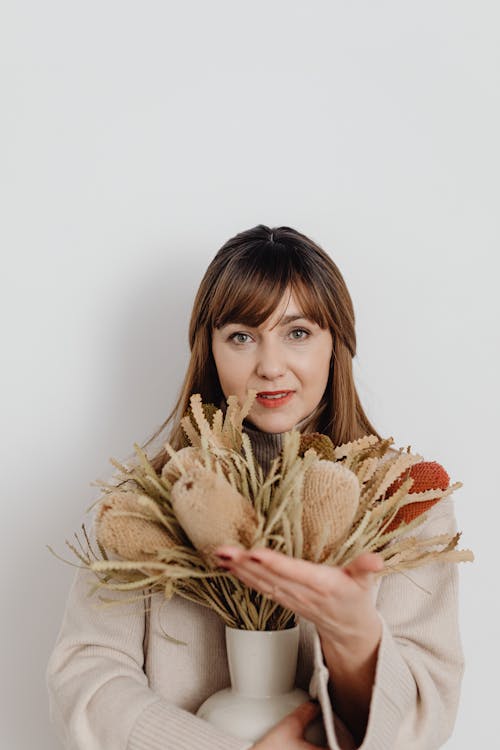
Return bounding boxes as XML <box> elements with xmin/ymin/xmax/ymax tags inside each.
<box><xmin>52</xmin><ymin>389</ymin><xmax>473</xmax><ymax>630</ymax></box>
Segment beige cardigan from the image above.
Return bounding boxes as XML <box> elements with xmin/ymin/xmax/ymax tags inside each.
<box><xmin>46</xmin><ymin>426</ymin><xmax>464</xmax><ymax>750</ymax></box>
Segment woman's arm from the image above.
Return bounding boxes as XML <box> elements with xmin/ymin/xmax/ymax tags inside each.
<box><xmin>46</xmin><ymin>562</ymin><xmax>253</xmax><ymax>750</ymax></box>
<box><xmin>309</xmin><ymin>497</ymin><xmax>465</xmax><ymax>750</ymax></box>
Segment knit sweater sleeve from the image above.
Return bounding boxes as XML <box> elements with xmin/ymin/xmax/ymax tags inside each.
<box><xmin>308</xmin><ymin>496</ymin><xmax>465</xmax><ymax>750</ymax></box>
<box><xmin>46</xmin><ymin>565</ymin><xmax>253</xmax><ymax>750</ymax></box>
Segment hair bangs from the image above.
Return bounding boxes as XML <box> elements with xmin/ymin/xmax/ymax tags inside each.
<box><xmin>213</xmin><ymin>274</ymin><xmax>289</xmax><ymax>329</ymax></box>
<box><xmin>211</xmin><ymin>249</ymin><xmax>330</xmax><ymax>331</ymax></box>
<box><xmin>211</xmin><ymin>245</ymin><xmax>291</xmax><ymax>328</ymax></box>
<box><xmin>288</xmin><ymin>276</ymin><xmax>331</xmax><ymax>330</ymax></box>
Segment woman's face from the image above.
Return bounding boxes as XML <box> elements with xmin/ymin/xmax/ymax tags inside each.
<box><xmin>211</xmin><ymin>288</ymin><xmax>333</xmax><ymax>433</ymax></box>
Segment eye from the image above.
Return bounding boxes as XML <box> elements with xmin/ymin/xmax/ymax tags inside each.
<box><xmin>228</xmin><ymin>332</ymin><xmax>252</xmax><ymax>345</ymax></box>
<box><xmin>289</xmin><ymin>328</ymin><xmax>310</xmax><ymax>340</ymax></box>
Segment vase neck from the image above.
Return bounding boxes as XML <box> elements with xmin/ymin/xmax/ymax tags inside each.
<box><xmin>225</xmin><ymin>626</ymin><xmax>299</xmax><ymax>698</ymax></box>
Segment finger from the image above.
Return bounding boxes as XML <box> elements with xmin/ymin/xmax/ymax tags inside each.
<box><xmin>280</xmin><ymin>700</ymin><xmax>321</xmax><ymax>735</ymax></box>
<box><xmin>216</xmin><ymin>545</ymin><xmax>343</xmax><ymax>595</ymax></box>
<box><xmin>342</xmin><ymin>552</ymin><xmax>384</xmax><ymax>590</ymax></box>
<box><xmin>216</xmin><ymin>548</ymin><xmax>327</xmax><ymax>600</ymax></box>
<box><xmin>215</xmin><ymin>549</ymin><xmax>297</xmax><ymax>598</ymax></box>
<box><xmin>220</xmin><ymin>560</ymin><xmax>303</xmax><ymax>605</ymax></box>
<box><xmin>218</xmin><ymin>559</ymin><xmax>279</xmax><ymax>595</ymax></box>
<box><xmin>219</xmin><ymin>560</ymin><xmax>331</xmax><ymax>624</ymax></box>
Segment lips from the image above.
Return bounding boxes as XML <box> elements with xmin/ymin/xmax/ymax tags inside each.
<box><xmin>257</xmin><ymin>390</ymin><xmax>293</xmax><ymax>396</ymax></box>
<box><xmin>255</xmin><ymin>391</ymin><xmax>295</xmax><ymax>408</ymax></box>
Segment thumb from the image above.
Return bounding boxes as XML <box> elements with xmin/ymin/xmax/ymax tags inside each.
<box><xmin>343</xmin><ymin>552</ymin><xmax>384</xmax><ymax>589</ymax></box>
<box><xmin>285</xmin><ymin>700</ymin><xmax>321</xmax><ymax>734</ymax></box>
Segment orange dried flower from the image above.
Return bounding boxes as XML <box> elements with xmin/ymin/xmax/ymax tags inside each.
<box><xmin>385</xmin><ymin>461</ymin><xmax>450</xmax><ymax>532</ymax></box>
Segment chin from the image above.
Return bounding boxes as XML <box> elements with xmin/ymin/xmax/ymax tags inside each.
<box><xmin>256</xmin><ymin>415</ymin><xmax>297</xmax><ymax>433</ymax></box>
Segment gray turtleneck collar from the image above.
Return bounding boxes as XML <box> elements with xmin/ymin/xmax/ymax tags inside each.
<box><xmin>217</xmin><ymin>397</ymin><xmax>324</xmax><ymax>476</ymax></box>
<box><xmin>241</xmin><ymin>409</ymin><xmax>319</xmax><ymax>476</ymax></box>
<box><xmin>241</xmin><ymin>423</ymin><xmax>284</xmax><ymax>477</ymax></box>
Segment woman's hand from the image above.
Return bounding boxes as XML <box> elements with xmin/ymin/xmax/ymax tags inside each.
<box><xmin>251</xmin><ymin>700</ymin><xmax>327</xmax><ymax>749</ymax></box>
<box><xmin>213</xmin><ymin>545</ymin><xmax>383</xmax><ymax>646</ymax></box>
<box><xmin>214</xmin><ymin>544</ymin><xmax>383</xmax><ymax>744</ymax></box>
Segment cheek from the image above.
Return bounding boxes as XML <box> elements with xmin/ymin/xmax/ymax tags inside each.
<box><xmin>212</xmin><ymin>342</ymin><xmax>229</xmax><ymax>388</ymax></box>
<box><xmin>299</xmin><ymin>348</ymin><xmax>331</xmax><ymax>384</ymax></box>
<box><xmin>213</xmin><ymin>349</ymin><xmax>249</xmax><ymax>392</ymax></box>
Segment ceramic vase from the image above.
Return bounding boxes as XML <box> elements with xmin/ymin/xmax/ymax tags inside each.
<box><xmin>196</xmin><ymin>624</ymin><xmax>326</xmax><ymax>745</ymax></box>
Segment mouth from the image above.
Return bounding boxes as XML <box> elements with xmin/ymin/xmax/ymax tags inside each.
<box><xmin>255</xmin><ymin>390</ymin><xmax>295</xmax><ymax>408</ymax></box>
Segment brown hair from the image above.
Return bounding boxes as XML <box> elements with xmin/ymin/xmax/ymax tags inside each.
<box><xmin>114</xmin><ymin>224</ymin><xmax>381</xmax><ymax>482</ymax></box>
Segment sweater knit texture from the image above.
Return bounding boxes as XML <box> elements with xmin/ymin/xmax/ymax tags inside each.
<box><xmin>46</xmin><ymin>422</ymin><xmax>464</xmax><ymax>750</ymax></box>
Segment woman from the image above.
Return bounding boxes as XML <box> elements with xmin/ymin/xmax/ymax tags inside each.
<box><xmin>47</xmin><ymin>225</ymin><xmax>463</xmax><ymax>750</ymax></box>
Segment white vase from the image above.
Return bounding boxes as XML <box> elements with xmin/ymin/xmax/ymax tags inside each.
<box><xmin>196</xmin><ymin>625</ymin><xmax>327</xmax><ymax>746</ymax></box>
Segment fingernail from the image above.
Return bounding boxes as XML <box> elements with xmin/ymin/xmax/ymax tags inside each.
<box><xmin>216</xmin><ymin>564</ymin><xmax>232</xmax><ymax>572</ymax></box>
<box><xmin>249</xmin><ymin>555</ymin><xmax>262</xmax><ymax>563</ymax></box>
<box><xmin>215</xmin><ymin>552</ymin><xmax>234</xmax><ymax>560</ymax></box>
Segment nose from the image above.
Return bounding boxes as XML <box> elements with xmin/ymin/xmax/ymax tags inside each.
<box><xmin>255</xmin><ymin>340</ymin><xmax>287</xmax><ymax>380</ymax></box>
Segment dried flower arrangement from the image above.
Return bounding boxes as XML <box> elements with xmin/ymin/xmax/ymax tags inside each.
<box><xmin>53</xmin><ymin>390</ymin><xmax>473</xmax><ymax>631</ymax></box>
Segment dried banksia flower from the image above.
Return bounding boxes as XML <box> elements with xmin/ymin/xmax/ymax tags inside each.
<box><xmin>95</xmin><ymin>490</ymin><xmax>175</xmax><ymax>567</ymax></box>
<box><xmin>384</xmin><ymin>461</ymin><xmax>450</xmax><ymax>533</ymax></box>
<box><xmin>299</xmin><ymin>433</ymin><xmax>336</xmax><ymax>461</ymax></box>
<box><xmin>161</xmin><ymin>445</ymin><xmax>206</xmax><ymax>486</ymax></box>
<box><xmin>170</xmin><ymin>464</ymin><xmax>259</xmax><ymax>568</ymax></box>
<box><xmin>301</xmin><ymin>460</ymin><xmax>360</xmax><ymax>562</ymax></box>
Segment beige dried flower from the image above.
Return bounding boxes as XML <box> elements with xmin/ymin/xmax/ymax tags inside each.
<box><xmin>301</xmin><ymin>460</ymin><xmax>360</xmax><ymax>562</ymax></box>
<box><xmin>161</xmin><ymin>445</ymin><xmax>206</xmax><ymax>486</ymax></box>
<box><xmin>170</xmin><ymin>464</ymin><xmax>259</xmax><ymax>568</ymax></box>
<box><xmin>95</xmin><ymin>489</ymin><xmax>175</xmax><ymax>573</ymax></box>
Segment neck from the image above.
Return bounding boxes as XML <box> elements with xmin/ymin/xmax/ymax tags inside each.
<box><xmin>242</xmin><ymin>400</ymin><xmax>323</xmax><ymax>435</ymax></box>
<box><xmin>241</xmin><ymin>424</ymin><xmax>283</xmax><ymax>477</ymax></box>
<box><xmin>241</xmin><ymin>403</ymin><xmax>324</xmax><ymax>476</ymax></box>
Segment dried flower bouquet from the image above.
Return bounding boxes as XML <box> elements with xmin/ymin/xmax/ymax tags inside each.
<box><xmin>55</xmin><ymin>390</ymin><xmax>473</xmax><ymax>631</ymax></box>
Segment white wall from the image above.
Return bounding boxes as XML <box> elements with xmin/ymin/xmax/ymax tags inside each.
<box><xmin>1</xmin><ymin>2</ymin><xmax>498</xmax><ymax>748</ymax></box>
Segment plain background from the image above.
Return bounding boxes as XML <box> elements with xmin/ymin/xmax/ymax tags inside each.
<box><xmin>1</xmin><ymin>2</ymin><xmax>499</xmax><ymax>748</ymax></box>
